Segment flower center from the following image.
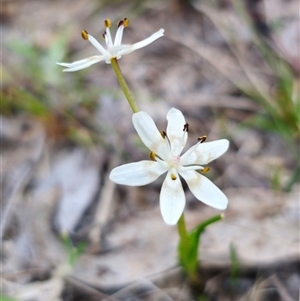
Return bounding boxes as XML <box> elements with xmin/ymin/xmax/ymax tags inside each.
<box><xmin>168</xmin><ymin>155</ymin><xmax>181</xmax><ymax>169</ymax></box>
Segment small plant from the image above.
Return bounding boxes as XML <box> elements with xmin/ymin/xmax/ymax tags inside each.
<box><xmin>61</xmin><ymin>232</ymin><xmax>86</xmax><ymax>268</ymax></box>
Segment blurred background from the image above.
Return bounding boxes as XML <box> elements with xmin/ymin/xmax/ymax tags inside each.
<box><xmin>1</xmin><ymin>0</ymin><xmax>299</xmax><ymax>300</ymax></box>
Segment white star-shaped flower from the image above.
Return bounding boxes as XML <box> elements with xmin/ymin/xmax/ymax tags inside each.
<box><xmin>109</xmin><ymin>108</ymin><xmax>229</xmax><ymax>225</ymax></box>
<box><xmin>57</xmin><ymin>18</ymin><xmax>164</xmax><ymax>72</ymax></box>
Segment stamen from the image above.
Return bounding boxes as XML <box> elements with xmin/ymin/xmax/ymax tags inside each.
<box><xmin>104</xmin><ymin>19</ymin><xmax>111</xmax><ymax>28</ymax></box>
<box><xmin>123</xmin><ymin>18</ymin><xmax>129</xmax><ymax>27</ymax></box>
<box><xmin>197</xmin><ymin>135</ymin><xmax>207</xmax><ymax>143</ymax></box>
<box><xmin>117</xmin><ymin>20</ymin><xmax>124</xmax><ymax>28</ymax></box>
<box><xmin>201</xmin><ymin>166</ymin><xmax>210</xmax><ymax>174</ymax></box>
<box><xmin>171</xmin><ymin>173</ymin><xmax>177</xmax><ymax>180</ymax></box>
<box><xmin>81</xmin><ymin>30</ymin><xmax>89</xmax><ymax>40</ymax></box>
<box><xmin>102</xmin><ymin>32</ymin><xmax>106</xmax><ymax>39</ymax></box>
<box><xmin>162</xmin><ymin>131</ymin><xmax>172</xmax><ymax>147</ymax></box>
<box><xmin>149</xmin><ymin>151</ymin><xmax>156</xmax><ymax>161</ymax></box>
<box><xmin>183</xmin><ymin>123</ymin><xmax>189</xmax><ymax>132</ymax></box>
<box><xmin>160</xmin><ymin>131</ymin><xmax>167</xmax><ymax>139</ymax></box>
<box><xmin>160</xmin><ymin>130</ymin><xmax>172</xmax><ymax>153</ymax></box>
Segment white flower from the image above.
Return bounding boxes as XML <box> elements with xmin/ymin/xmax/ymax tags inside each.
<box><xmin>109</xmin><ymin>108</ymin><xmax>229</xmax><ymax>225</ymax></box>
<box><xmin>57</xmin><ymin>18</ymin><xmax>164</xmax><ymax>72</ymax></box>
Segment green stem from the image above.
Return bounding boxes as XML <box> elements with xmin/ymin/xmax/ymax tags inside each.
<box><xmin>110</xmin><ymin>58</ymin><xmax>139</xmax><ymax>113</ymax></box>
<box><xmin>177</xmin><ymin>213</ymin><xmax>198</xmax><ymax>282</ymax></box>
<box><xmin>177</xmin><ymin>213</ymin><xmax>188</xmax><ymax>242</ymax></box>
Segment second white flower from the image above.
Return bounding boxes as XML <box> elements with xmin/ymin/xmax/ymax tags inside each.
<box><xmin>110</xmin><ymin>108</ymin><xmax>229</xmax><ymax>225</ymax></box>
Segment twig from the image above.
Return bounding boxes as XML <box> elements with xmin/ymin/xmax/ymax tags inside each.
<box><xmin>89</xmin><ymin>156</ymin><xmax>119</xmax><ymax>250</ymax></box>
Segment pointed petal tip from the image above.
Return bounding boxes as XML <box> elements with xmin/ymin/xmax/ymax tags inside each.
<box><xmin>216</xmin><ymin>199</ymin><xmax>228</xmax><ymax>210</ymax></box>
<box><xmin>168</xmin><ymin>107</ymin><xmax>180</xmax><ymax>113</ymax></box>
<box><xmin>167</xmin><ymin>107</ymin><xmax>183</xmax><ymax>118</ymax></box>
<box><xmin>163</xmin><ymin>218</ymin><xmax>178</xmax><ymax>226</ymax></box>
<box><xmin>108</xmin><ymin>170</ymin><xmax>117</xmax><ymax>183</ymax></box>
<box><xmin>210</xmin><ymin>191</ymin><xmax>228</xmax><ymax>210</ymax></box>
<box><xmin>216</xmin><ymin>139</ymin><xmax>230</xmax><ymax>157</ymax></box>
<box><xmin>56</xmin><ymin>62</ymin><xmax>66</xmax><ymax>67</ymax></box>
<box><xmin>62</xmin><ymin>68</ymin><xmax>74</xmax><ymax>72</ymax></box>
<box><xmin>56</xmin><ymin>62</ymin><xmax>74</xmax><ymax>72</ymax></box>
<box><xmin>161</xmin><ymin>211</ymin><xmax>181</xmax><ymax>225</ymax></box>
<box><xmin>156</xmin><ymin>28</ymin><xmax>165</xmax><ymax>38</ymax></box>
<box><xmin>222</xmin><ymin>139</ymin><xmax>230</xmax><ymax>151</ymax></box>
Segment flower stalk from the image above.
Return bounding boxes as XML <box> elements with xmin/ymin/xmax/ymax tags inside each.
<box><xmin>177</xmin><ymin>213</ymin><xmax>188</xmax><ymax>244</ymax></box>
<box><xmin>110</xmin><ymin>58</ymin><xmax>139</xmax><ymax>113</ymax></box>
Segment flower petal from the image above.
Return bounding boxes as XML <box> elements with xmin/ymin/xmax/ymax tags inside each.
<box><xmin>56</xmin><ymin>56</ymin><xmax>106</xmax><ymax>72</ymax></box>
<box><xmin>179</xmin><ymin>170</ymin><xmax>228</xmax><ymax>209</ymax></box>
<box><xmin>166</xmin><ymin>108</ymin><xmax>187</xmax><ymax>156</ymax></box>
<box><xmin>117</xmin><ymin>28</ymin><xmax>165</xmax><ymax>56</ymax></box>
<box><xmin>114</xmin><ymin>24</ymin><xmax>124</xmax><ymax>46</ymax></box>
<box><xmin>104</xmin><ymin>27</ymin><xmax>114</xmax><ymax>48</ymax></box>
<box><xmin>132</xmin><ymin>111</ymin><xmax>170</xmax><ymax>160</ymax></box>
<box><xmin>181</xmin><ymin>139</ymin><xmax>229</xmax><ymax>165</ymax></box>
<box><xmin>160</xmin><ymin>170</ymin><xmax>185</xmax><ymax>225</ymax></box>
<box><xmin>87</xmin><ymin>34</ymin><xmax>110</xmax><ymax>56</ymax></box>
<box><xmin>109</xmin><ymin>160</ymin><xmax>167</xmax><ymax>186</ymax></box>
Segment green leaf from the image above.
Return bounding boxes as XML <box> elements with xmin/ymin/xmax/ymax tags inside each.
<box><xmin>61</xmin><ymin>233</ymin><xmax>86</xmax><ymax>267</ymax></box>
<box><xmin>178</xmin><ymin>214</ymin><xmax>223</xmax><ymax>277</ymax></box>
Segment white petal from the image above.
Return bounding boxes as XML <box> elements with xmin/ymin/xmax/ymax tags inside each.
<box><xmin>181</xmin><ymin>139</ymin><xmax>229</xmax><ymax>165</ymax></box>
<box><xmin>87</xmin><ymin>34</ymin><xmax>110</xmax><ymax>56</ymax></box>
<box><xmin>160</xmin><ymin>170</ymin><xmax>185</xmax><ymax>225</ymax></box>
<box><xmin>180</xmin><ymin>170</ymin><xmax>228</xmax><ymax>210</ymax></box>
<box><xmin>109</xmin><ymin>161</ymin><xmax>167</xmax><ymax>186</ymax></box>
<box><xmin>131</xmin><ymin>28</ymin><xmax>165</xmax><ymax>50</ymax></box>
<box><xmin>132</xmin><ymin>111</ymin><xmax>170</xmax><ymax>160</ymax></box>
<box><xmin>117</xmin><ymin>28</ymin><xmax>165</xmax><ymax>56</ymax></box>
<box><xmin>104</xmin><ymin>27</ymin><xmax>114</xmax><ymax>48</ymax></box>
<box><xmin>166</xmin><ymin>108</ymin><xmax>187</xmax><ymax>156</ymax></box>
<box><xmin>56</xmin><ymin>56</ymin><xmax>106</xmax><ymax>72</ymax></box>
<box><xmin>117</xmin><ymin>45</ymin><xmax>135</xmax><ymax>57</ymax></box>
<box><xmin>114</xmin><ymin>24</ymin><xmax>124</xmax><ymax>46</ymax></box>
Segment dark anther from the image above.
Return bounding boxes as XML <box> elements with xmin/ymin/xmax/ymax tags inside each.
<box><xmin>161</xmin><ymin>131</ymin><xmax>167</xmax><ymax>139</ymax></box>
<box><xmin>183</xmin><ymin>123</ymin><xmax>189</xmax><ymax>132</ymax></box>
<box><xmin>118</xmin><ymin>20</ymin><xmax>124</xmax><ymax>27</ymax></box>
<box><xmin>197</xmin><ymin>135</ymin><xmax>207</xmax><ymax>143</ymax></box>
